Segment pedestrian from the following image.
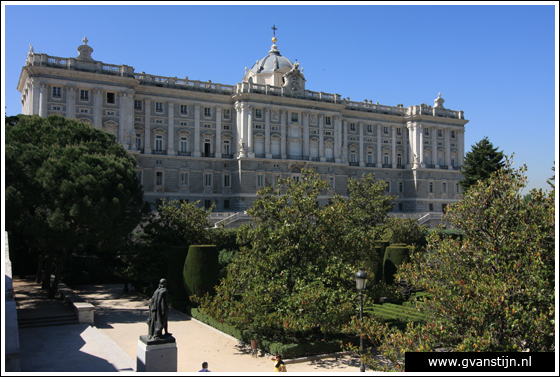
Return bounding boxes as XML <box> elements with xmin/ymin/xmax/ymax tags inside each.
<box><xmin>199</xmin><ymin>361</ymin><xmax>211</xmax><ymax>372</ymax></box>
<box><xmin>270</xmin><ymin>354</ymin><xmax>287</xmax><ymax>372</ymax></box>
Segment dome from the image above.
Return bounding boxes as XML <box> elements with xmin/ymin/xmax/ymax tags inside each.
<box><xmin>249</xmin><ymin>43</ymin><xmax>293</xmax><ymax>74</ymax></box>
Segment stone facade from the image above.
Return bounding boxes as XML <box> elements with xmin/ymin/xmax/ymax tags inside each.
<box><xmin>17</xmin><ymin>36</ymin><xmax>468</xmax><ymax>222</ymax></box>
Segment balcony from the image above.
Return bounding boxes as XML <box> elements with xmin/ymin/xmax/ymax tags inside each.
<box><xmin>178</xmin><ymin>151</ymin><xmax>191</xmax><ymax>156</ymax></box>
<box><xmin>201</xmin><ymin>153</ymin><xmax>215</xmax><ymax>158</ymax></box>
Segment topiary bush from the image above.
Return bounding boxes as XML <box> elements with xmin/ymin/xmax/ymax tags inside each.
<box><xmin>364</xmin><ymin>240</ymin><xmax>389</xmax><ymax>283</ymax></box>
<box><xmin>167</xmin><ymin>245</ymin><xmax>190</xmax><ymax>311</ymax></box>
<box><xmin>183</xmin><ymin>245</ymin><xmax>220</xmax><ymax>304</ymax></box>
<box><xmin>383</xmin><ymin>243</ymin><xmax>410</xmax><ymax>285</ymax></box>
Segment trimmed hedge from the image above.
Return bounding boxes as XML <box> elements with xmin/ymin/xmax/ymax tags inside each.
<box><xmin>363</xmin><ymin>240</ymin><xmax>389</xmax><ymax>283</ymax></box>
<box><xmin>167</xmin><ymin>245</ymin><xmax>190</xmax><ymax>311</ymax></box>
<box><xmin>365</xmin><ymin>302</ymin><xmax>427</xmax><ymax>330</ymax></box>
<box><xmin>383</xmin><ymin>243</ymin><xmax>410</xmax><ymax>284</ymax></box>
<box><xmin>183</xmin><ymin>245</ymin><xmax>220</xmax><ymax>302</ymax></box>
<box><xmin>190</xmin><ymin>308</ymin><xmax>357</xmax><ymax>359</ymax></box>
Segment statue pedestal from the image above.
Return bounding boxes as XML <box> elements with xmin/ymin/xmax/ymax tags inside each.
<box><xmin>136</xmin><ymin>335</ymin><xmax>177</xmax><ymax>372</ymax></box>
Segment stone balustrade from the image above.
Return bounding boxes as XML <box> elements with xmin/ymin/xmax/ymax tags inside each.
<box><xmin>26</xmin><ymin>52</ymin><xmax>463</xmax><ymax>120</ymax></box>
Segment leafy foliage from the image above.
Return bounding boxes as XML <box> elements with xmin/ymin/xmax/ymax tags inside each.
<box><xmin>459</xmin><ymin>136</ymin><xmax>505</xmax><ymax>191</ymax></box>
<box><xmin>200</xmin><ymin>170</ymin><xmax>394</xmax><ymax>343</ymax></box>
<box><xmin>345</xmin><ymin>157</ymin><xmax>555</xmax><ymax>370</ymax></box>
<box><xmin>5</xmin><ymin>114</ymin><xmax>145</xmax><ymax>297</ymax></box>
<box><xmin>383</xmin><ymin>217</ymin><xmax>428</xmax><ymax>247</ymax></box>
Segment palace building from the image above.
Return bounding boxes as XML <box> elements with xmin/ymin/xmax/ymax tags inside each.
<box><xmin>17</xmin><ymin>33</ymin><xmax>468</xmax><ymax>227</ymax></box>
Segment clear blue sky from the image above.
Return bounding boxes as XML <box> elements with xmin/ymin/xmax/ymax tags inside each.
<box><xmin>2</xmin><ymin>3</ymin><xmax>557</xmax><ymax>192</ymax></box>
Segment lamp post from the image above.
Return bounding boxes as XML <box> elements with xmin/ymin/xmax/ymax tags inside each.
<box><xmin>355</xmin><ymin>267</ymin><xmax>367</xmax><ymax>372</ymax></box>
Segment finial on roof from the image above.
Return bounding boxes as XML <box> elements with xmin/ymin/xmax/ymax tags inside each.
<box><xmin>83</xmin><ymin>36</ymin><xmax>88</xmax><ymax>45</ymax></box>
<box><xmin>271</xmin><ymin>24</ymin><xmax>278</xmax><ymax>43</ymax></box>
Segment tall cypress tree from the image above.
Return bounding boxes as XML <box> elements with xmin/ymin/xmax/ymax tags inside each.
<box><xmin>459</xmin><ymin>137</ymin><xmax>505</xmax><ymax>191</ymax></box>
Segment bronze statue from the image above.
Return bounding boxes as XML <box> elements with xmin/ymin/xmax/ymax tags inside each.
<box><xmin>147</xmin><ymin>278</ymin><xmax>172</xmax><ymax>340</ymax></box>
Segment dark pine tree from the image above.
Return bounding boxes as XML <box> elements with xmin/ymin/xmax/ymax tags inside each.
<box><xmin>459</xmin><ymin>137</ymin><xmax>505</xmax><ymax>191</ymax></box>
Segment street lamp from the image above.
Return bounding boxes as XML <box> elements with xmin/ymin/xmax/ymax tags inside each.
<box><xmin>355</xmin><ymin>268</ymin><xmax>367</xmax><ymax>372</ymax></box>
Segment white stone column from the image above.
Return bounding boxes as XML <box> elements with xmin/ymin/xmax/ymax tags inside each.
<box><xmin>458</xmin><ymin>130</ymin><xmax>464</xmax><ymax>166</ymax></box>
<box><xmin>215</xmin><ymin>107</ymin><xmax>222</xmax><ymax>158</ymax></box>
<box><xmin>167</xmin><ymin>102</ymin><xmax>175</xmax><ymax>155</ymax></box>
<box><xmin>144</xmin><ymin>98</ymin><xmax>152</xmax><ymax>154</ymax></box>
<box><xmin>303</xmin><ymin>112</ymin><xmax>310</xmax><ymax>159</ymax></box>
<box><xmin>281</xmin><ymin>110</ymin><xmax>287</xmax><ymax>159</ymax></box>
<box><xmin>376</xmin><ymin>124</ymin><xmax>382</xmax><ymax>167</ymax></box>
<box><xmin>39</xmin><ymin>84</ymin><xmax>47</xmax><ymax>117</ymax></box>
<box><xmin>342</xmin><ymin>120</ymin><xmax>348</xmax><ymax>163</ymax></box>
<box><xmin>408</xmin><ymin>122</ymin><xmax>418</xmax><ymax>168</ymax></box>
<box><xmin>247</xmin><ymin>105</ymin><xmax>253</xmax><ymax>156</ymax></box>
<box><xmin>432</xmin><ymin>127</ymin><xmax>438</xmax><ymax>168</ymax></box>
<box><xmin>265</xmin><ymin>108</ymin><xmax>271</xmax><ymax>157</ymax></box>
<box><xmin>66</xmin><ymin>87</ymin><xmax>76</xmax><ymax>119</ymax></box>
<box><xmin>31</xmin><ymin>81</ymin><xmax>40</xmax><ymax>115</ymax></box>
<box><xmin>194</xmin><ymin>104</ymin><xmax>201</xmax><ymax>157</ymax></box>
<box><xmin>391</xmin><ymin>125</ymin><xmax>397</xmax><ymax>168</ymax></box>
<box><xmin>335</xmin><ymin>116</ymin><xmax>342</xmax><ymax>163</ymax></box>
<box><xmin>93</xmin><ymin>89</ymin><xmax>103</xmax><ymax>130</ymax></box>
<box><xmin>403</xmin><ymin>127</ymin><xmax>409</xmax><ymax>168</ymax></box>
<box><xmin>419</xmin><ymin>125</ymin><xmax>425</xmax><ymax>167</ymax></box>
<box><xmin>319</xmin><ymin>115</ymin><xmax>325</xmax><ymax>161</ymax></box>
<box><xmin>358</xmin><ymin>122</ymin><xmax>364</xmax><ymax>166</ymax></box>
<box><xmin>445</xmin><ymin>128</ymin><xmax>451</xmax><ymax>168</ymax></box>
<box><xmin>119</xmin><ymin>92</ymin><xmax>134</xmax><ymax>149</ymax></box>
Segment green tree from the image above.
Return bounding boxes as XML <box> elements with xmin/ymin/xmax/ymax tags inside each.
<box><xmin>383</xmin><ymin>217</ymin><xmax>428</xmax><ymax>247</ymax></box>
<box><xmin>345</xmin><ymin>157</ymin><xmax>555</xmax><ymax>370</ymax></box>
<box><xmin>5</xmin><ymin>114</ymin><xmax>145</xmax><ymax>297</ymax></box>
<box><xmin>200</xmin><ymin>169</ymin><xmax>389</xmax><ymax>343</ymax></box>
<box><xmin>459</xmin><ymin>136</ymin><xmax>505</xmax><ymax>191</ymax></box>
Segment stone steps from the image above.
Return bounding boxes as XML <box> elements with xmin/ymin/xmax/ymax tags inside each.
<box><xmin>18</xmin><ymin>313</ymin><xmax>79</xmax><ymax>328</ymax></box>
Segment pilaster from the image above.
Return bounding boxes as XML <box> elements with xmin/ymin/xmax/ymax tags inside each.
<box><xmin>194</xmin><ymin>104</ymin><xmax>201</xmax><ymax>157</ymax></box>
<box><xmin>66</xmin><ymin>87</ymin><xmax>76</xmax><ymax>119</ymax></box>
<box><xmin>144</xmin><ymin>98</ymin><xmax>152</xmax><ymax>154</ymax></box>
<box><xmin>167</xmin><ymin>102</ymin><xmax>175</xmax><ymax>155</ymax></box>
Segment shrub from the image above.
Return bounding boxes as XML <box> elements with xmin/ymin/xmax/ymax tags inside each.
<box><xmin>383</xmin><ymin>244</ymin><xmax>410</xmax><ymax>285</ymax></box>
<box><xmin>167</xmin><ymin>245</ymin><xmax>190</xmax><ymax>310</ymax></box>
<box><xmin>183</xmin><ymin>245</ymin><xmax>220</xmax><ymax>303</ymax></box>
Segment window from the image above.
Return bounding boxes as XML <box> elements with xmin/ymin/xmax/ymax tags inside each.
<box><xmin>424</xmin><ymin>128</ymin><xmax>430</xmax><ymax>136</ymax></box>
<box><xmin>455</xmin><ymin>183</ymin><xmax>460</xmax><ymax>194</ymax></box>
<box><xmin>291</xmin><ymin>112</ymin><xmax>298</xmax><ymax>122</ymax></box>
<box><xmin>367</xmin><ymin>152</ymin><xmax>373</xmax><ymax>164</ymax></box>
<box><xmin>204</xmin><ymin>107</ymin><xmax>211</xmax><ymax>118</ymax></box>
<box><xmin>396</xmin><ymin>128</ymin><xmax>402</xmax><ymax>136</ymax></box>
<box><xmin>80</xmin><ymin>108</ymin><xmax>89</xmax><ymax>114</ymax></box>
<box><xmin>180</xmin><ymin>173</ymin><xmax>189</xmax><ymax>187</ymax></box>
<box><xmin>204</xmin><ymin>173</ymin><xmax>213</xmax><ymax>187</ymax></box>
<box><xmin>106</xmin><ymin>92</ymin><xmax>115</xmax><ymax>104</ymax></box>
<box><xmin>180</xmin><ymin>105</ymin><xmax>188</xmax><ymax>115</ymax></box>
<box><xmin>52</xmin><ymin>106</ymin><xmax>62</xmax><ymax>111</ymax></box>
<box><xmin>255</xmin><ymin>108</ymin><xmax>262</xmax><ymax>119</ymax></box>
<box><xmin>398</xmin><ymin>181</ymin><xmax>404</xmax><ymax>193</ymax></box>
<box><xmin>134</xmin><ymin>100</ymin><xmax>142</xmax><ymax>110</ymax></box>
<box><xmin>223</xmin><ymin>174</ymin><xmax>231</xmax><ymax>188</ymax></box>
<box><xmin>223</xmin><ymin>140</ymin><xmax>230</xmax><ymax>155</ymax></box>
<box><xmin>257</xmin><ymin>174</ymin><xmax>264</xmax><ymax>188</ymax></box>
<box><xmin>80</xmin><ymin>90</ymin><xmax>89</xmax><ymax>101</ymax></box>
<box><xmin>205</xmin><ymin>200</ymin><xmax>212</xmax><ymax>209</ymax></box>
<box><xmin>52</xmin><ymin>87</ymin><xmax>62</xmax><ymax>98</ymax></box>
<box><xmin>429</xmin><ymin>182</ymin><xmax>434</xmax><ymax>193</ymax></box>
<box><xmin>156</xmin><ymin>171</ymin><xmax>163</xmax><ymax>186</ymax></box>
<box><xmin>397</xmin><ymin>153</ymin><xmax>403</xmax><ymax>166</ymax></box>
<box><xmin>438</xmin><ymin>129</ymin><xmax>443</xmax><ymax>137</ymax></box>
<box><xmin>135</xmin><ymin>117</ymin><xmax>142</xmax><ymax>122</ymax></box>
<box><xmin>367</xmin><ymin>124</ymin><xmax>372</xmax><ymax>133</ymax></box>
<box><xmin>442</xmin><ymin>203</ymin><xmax>448</xmax><ymax>213</ymax></box>
<box><xmin>398</xmin><ymin>203</ymin><xmax>403</xmax><ymax>211</ymax></box>
<box><xmin>255</xmin><ymin>124</ymin><xmax>263</xmax><ymax>129</ymax></box>
<box><xmin>223</xmin><ymin>124</ymin><xmax>230</xmax><ymax>130</ymax></box>
<box><xmin>328</xmin><ymin>176</ymin><xmax>335</xmax><ymax>190</ymax></box>
<box><xmin>106</xmin><ymin>110</ymin><xmax>116</xmax><ymax>116</ymax></box>
<box><xmin>451</xmin><ymin>130</ymin><xmax>456</xmax><ymax>139</ymax></box>
<box><xmin>204</xmin><ymin>123</ymin><xmax>212</xmax><ymax>129</ymax></box>
<box><xmin>350</xmin><ymin>123</ymin><xmax>356</xmax><ymax>132</ymax></box>
<box><xmin>155</xmin><ymin>102</ymin><xmax>163</xmax><ymax>113</ymax></box>
<box><xmin>429</xmin><ymin>203</ymin><xmax>434</xmax><ymax>211</ymax></box>
<box><xmin>180</xmin><ymin>137</ymin><xmax>188</xmax><ymax>153</ymax></box>
<box><xmin>350</xmin><ymin>152</ymin><xmax>356</xmax><ymax>163</ymax></box>
<box><xmin>156</xmin><ymin>119</ymin><xmax>163</xmax><ymax>124</ymax></box>
<box><xmin>136</xmin><ymin>134</ymin><xmax>142</xmax><ymax>150</ymax></box>
<box><xmin>180</xmin><ymin>121</ymin><xmax>188</xmax><ymax>126</ymax></box>
<box><xmin>384</xmin><ymin>181</ymin><xmax>390</xmax><ymax>192</ymax></box>
<box><xmin>155</xmin><ymin>135</ymin><xmax>163</xmax><ymax>151</ymax></box>
<box><xmin>442</xmin><ymin>182</ymin><xmax>447</xmax><ymax>193</ymax></box>
<box><xmin>325</xmin><ymin>116</ymin><xmax>332</xmax><ymax>125</ymax></box>
<box><xmin>383</xmin><ymin>153</ymin><xmax>389</xmax><ymax>165</ymax></box>
<box><xmin>137</xmin><ymin>171</ymin><xmax>143</xmax><ymax>184</ymax></box>
<box><xmin>383</xmin><ymin>126</ymin><xmax>389</xmax><ymax>135</ymax></box>
<box><xmin>223</xmin><ymin>109</ymin><xmax>231</xmax><ymax>120</ymax></box>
